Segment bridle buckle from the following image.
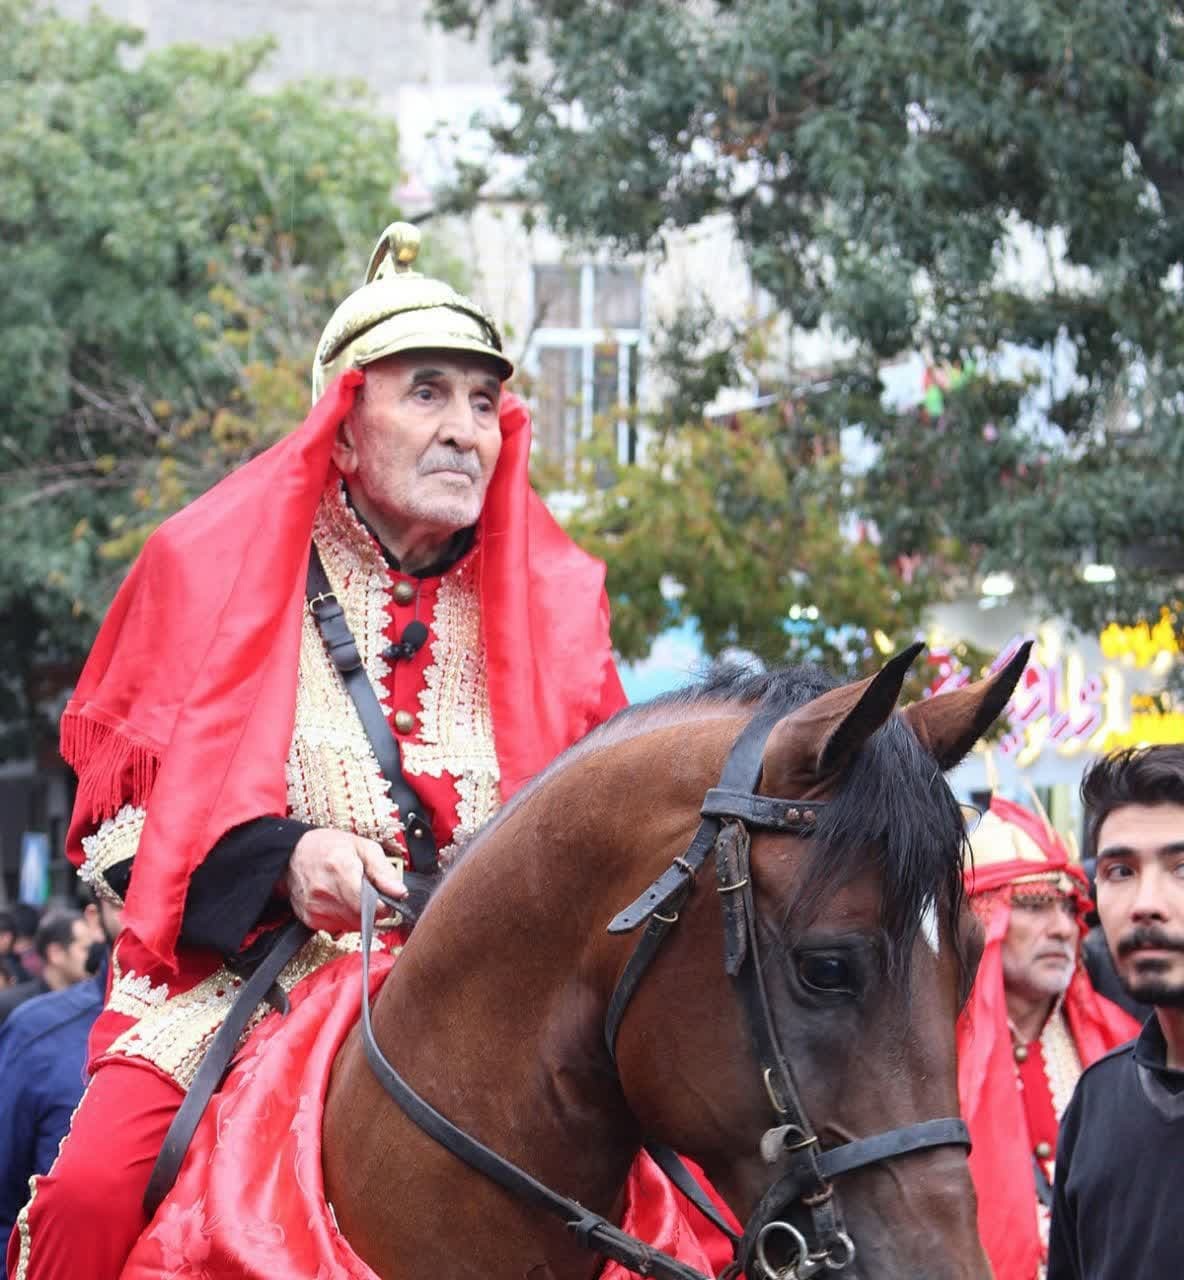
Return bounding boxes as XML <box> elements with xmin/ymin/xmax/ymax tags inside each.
<box><xmin>763</xmin><ymin>1066</ymin><xmax>790</xmax><ymax>1117</ymax></box>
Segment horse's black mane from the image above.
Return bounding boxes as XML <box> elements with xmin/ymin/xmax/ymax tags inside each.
<box><xmin>598</xmin><ymin>662</ymin><xmax>967</xmax><ymax>970</ymax></box>
<box><xmin>471</xmin><ymin>661</ymin><xmax>967</xmax><ymax>971</ymax></box>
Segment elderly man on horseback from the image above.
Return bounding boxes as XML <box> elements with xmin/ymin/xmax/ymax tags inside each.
<box><xmin>17</xmin><ymin>218</ymin><xmax>1041</xmax><ymax>1280</ymax></box>
<box><xmin>10</xmin><ymin>223</ymin><xmax>634</xmax><ymax>1280</ymax></box>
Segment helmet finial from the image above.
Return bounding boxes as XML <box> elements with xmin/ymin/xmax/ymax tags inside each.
<box><xmin>365</xmin><ymin>221</ymin><xmax>423</xmax><ymax>284</ymax></box>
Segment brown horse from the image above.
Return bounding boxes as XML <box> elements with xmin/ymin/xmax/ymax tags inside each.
<box><xmin>324</xmin><ymin>648</ymin><xmax>1023</xmax><ymax>1278</ymax></box>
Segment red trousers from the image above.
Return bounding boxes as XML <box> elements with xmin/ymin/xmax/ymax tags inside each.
<box><xmin>7</xmin><ymin>1061</ymin><xmax>183</xmax><ymax>1280</ymax></box>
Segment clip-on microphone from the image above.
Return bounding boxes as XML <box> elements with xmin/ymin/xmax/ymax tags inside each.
<box><xmin>384</xmin><ymin>620</ymin><xmax>428</xmax><ymax>663</ymax></box>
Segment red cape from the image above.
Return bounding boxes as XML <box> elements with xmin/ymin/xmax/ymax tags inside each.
<box><xmin>958</xmin><ymin>799</ymin><xmax>1139</xmax><ymax>1279</ymax></box>
<box><xmin>61</xmin><ymin>373</ymin><xmax>625</xmax><ymax>967</ymax></box>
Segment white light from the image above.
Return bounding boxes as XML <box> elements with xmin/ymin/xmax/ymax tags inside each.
<box><xmin>981</xmin><ymin>572</ymin><xmax>1015</xmax><ymax>597</ymax></box>
<box><xmin>1082</xmin><ymin>563</ymin><xmax>1117</xmax><ymax>584</ymax></box>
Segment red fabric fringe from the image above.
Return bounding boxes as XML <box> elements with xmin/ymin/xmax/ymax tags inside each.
<box><xmin>60</xmin><ymin>711</ymin><xmax>161</xmax><ymax>834</ymax></box>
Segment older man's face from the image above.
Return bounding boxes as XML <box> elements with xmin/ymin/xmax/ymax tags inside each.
<box><xmin>332</xmin><ymin>350</ymin><xmax>503</xmax><ymax>554</ymax></box>
<box><xmin>1001</xmin><ymin>893</ymin><xmax>1078</xmax><ymax>1004</ymax></box>
<box><xmin>1096</xmin><ymin>803</ymin><xmax>1184</xmax><ymax>1007</ymax></box>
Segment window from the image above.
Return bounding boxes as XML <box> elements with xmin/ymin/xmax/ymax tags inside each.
<box><xmin>526</xmin><ymin>263</ymin><xmax>642</xmax><ymax>472</ymax></box>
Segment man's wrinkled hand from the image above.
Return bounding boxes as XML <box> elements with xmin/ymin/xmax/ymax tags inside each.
<box><xmin>283</xmin><ymin>828</ymin><xmax>406</xmax><ymax>934</ymax></box>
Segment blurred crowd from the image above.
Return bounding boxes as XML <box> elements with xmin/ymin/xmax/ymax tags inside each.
<box><xmin>0</xmin><ymin>904</ymin><xmax>96</xmax><ymax>1008</ymax></box>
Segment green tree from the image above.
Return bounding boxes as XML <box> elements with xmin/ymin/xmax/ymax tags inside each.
<box><xmin>436</xmin><ymin>0</ymin><xmax>1184</xmax><ymax>670</ymax></box>
<box><xmin>547</xmin><ymin>310</ymin><xmax>938</xmax><ymax>680</ymax></box>
<box><xmin>0</xmin><ymin>2</ymin><xmax>411</xmax><ymax>757</ymax></box>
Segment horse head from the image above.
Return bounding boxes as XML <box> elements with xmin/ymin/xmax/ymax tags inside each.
<box><xmin>607</xmin><ymin>644</ymin><xmax>1030</xmax><ymax>1279</ymax></box>
<box><xmin>325</xmin><ymin>645</ymin><xmax>1029</xmax><ymax>1280</ymax></box>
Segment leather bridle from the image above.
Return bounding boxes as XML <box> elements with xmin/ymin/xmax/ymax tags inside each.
<box><xmin>360</xmin><ymin>703</ymin><xmax>971</xmax><ymax>1279</ymax></box>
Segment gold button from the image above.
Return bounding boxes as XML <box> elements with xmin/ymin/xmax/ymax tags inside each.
<box><xmin>394</xmin><ymin>710</ymin><xmax>416</xmax><ymax>734</ymax></box>
<box><xmin>393</xmin><ymin>581</ymin><xmax>415</xmax><ymax>605</ymax></box>
<box><xmin>1035</xmin><ymin>1141</ymin><xmax>1052</xmax><ymax>1160</ymax></box>
<box><xmin>1014</xmin><ymin>1044</ymin><xmax>1029</xmax><ymax>1063</ymax></box>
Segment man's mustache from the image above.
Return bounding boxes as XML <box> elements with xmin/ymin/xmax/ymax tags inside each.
<box><xmin>1117</xmin><ymin>926</ymin><xmax>1184</xmax><ymax>957</ymax></box>
<box><xmin>419</xmin><ymin>447</ymin><xmax>480</xmax><ymax>479</ymax></box>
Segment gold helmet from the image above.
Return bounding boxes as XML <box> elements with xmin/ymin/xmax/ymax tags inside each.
<box><xmin>311</xmin><ymin>221</ymin><xmax>513</xmax><ymax>400</ymax></box>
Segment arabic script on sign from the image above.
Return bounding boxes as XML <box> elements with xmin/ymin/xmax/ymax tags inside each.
<box><xmin>926</xmin><ymin>636</ymin><xmax>1120</xmax><ymax>767</ymax></box>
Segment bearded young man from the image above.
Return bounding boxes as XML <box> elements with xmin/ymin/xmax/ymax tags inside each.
<box><xmin>1047</xmin><ymin>744</ymin><xmax>1184</xmax><ymax>1280</ymax></box>
<box><xmin>956</xmin><ymin>796</ymin><xmax>1139</xmax><ymax>1280</ymax></box>
<box><xmin>10</xmin><ymin>225</ymin><xmax>736</xmax><ymax>1279</ymax></box>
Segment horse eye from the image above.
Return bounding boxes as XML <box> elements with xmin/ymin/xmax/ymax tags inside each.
<box><xmin>797</xmin><ymin>954</ymin><xmax>854</xmax><ymax>994</ymax></box>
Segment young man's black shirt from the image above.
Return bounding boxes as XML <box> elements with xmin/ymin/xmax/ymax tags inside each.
<box><xmin>1047</xmin><ymin>1015</ymin><xmax>1184</xmax><ymax>1279</ymax></box>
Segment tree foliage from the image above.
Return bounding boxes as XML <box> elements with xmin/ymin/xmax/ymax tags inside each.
<box><xmin>551</xmin><ymin>312</ymin><xmax>938</xmax><ymax>680</ymax></box>
<box><xmin>0</xmin><ymin>2</ymin><xmax>408</xmax><ymax>757</ymax></box>
<box><xmin>435</xmin><ymin>0</ymin><xmax>1184</xmax><ymax>668</ymax></box>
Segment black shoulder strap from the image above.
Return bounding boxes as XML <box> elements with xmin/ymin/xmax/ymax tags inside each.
<box><xmin>143</xmin><ymin>918</ymin><xmax>313</xmax><ymax>1218</ymax></box>
<box><xmin>307</xmin><ymin>543</ymin><xmax>438</xmax><ymax>876</ymax></box>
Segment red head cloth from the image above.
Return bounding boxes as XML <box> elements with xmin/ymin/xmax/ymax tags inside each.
<box><xmin>957</xmin><ymin>796</ymin><xmax>1139</xmax><ymax>1279</ymax></box>
<box><xmin>60</xmin><ymin>372</ymin><xmax>626</xmax><ymax>967</ymax></box>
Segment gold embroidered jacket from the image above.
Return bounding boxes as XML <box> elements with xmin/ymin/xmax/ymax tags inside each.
<box><xmin>79</xmin><ymin>481</ymin><xmax>503</xmax><ymax>1089</ymax></box>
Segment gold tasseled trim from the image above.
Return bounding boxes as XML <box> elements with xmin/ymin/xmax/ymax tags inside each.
<box><xmin>78</xmin><ymin>804</ymin><xmax>145</xmax><ymax>907</ymax></box>
<box><xmin>286</xmin><ymin>480</ymin><xmax>501</xmax><ymax>862</ymax></box>
<box><xmin>1040</xmin><ymin>1006</ymin><xmax>1083</xmax><ymax>1131</ymax></box>
<box><xmin>13</xmin><ymin>1186</ymin><xmax>33</xmax><ymax>1280</ymax></box>
<box><xmin>1034</xmin><ymin>1006</ymin><xmax>1082</xmax><ymax>1272</ymax></box>
<box><xmin>285</xmin><ymin>482</ymin><xmax>403</xmax><ymax>847</ymax></box>
<box><xmin>106</xmin><ymin>932</ymin><xmax>387</xmax><ymax>1090</ymax></box>
<box><xmin>108</xmin><ymin>965</ymin><xmax>170</xmax><ymax>1019</ymax></box>
<box><xmin>404</xmin><ymin>556</ymin><xmax>500</xmax><ymax>865</ymax></box>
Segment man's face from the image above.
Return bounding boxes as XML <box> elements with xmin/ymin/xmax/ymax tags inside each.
<box><xmin>1096</xmin><ymin>802</ymin><xmax>1184</xmax><ymax>1007</ymax></box>
<box><xmin>1000</xmin><ymin>893</ymin><xmax>1078</xmax><ymax>1004</ymax></box>
<box><xmin>332</xmin><ymin>350</ymin><xmax>503</xmax><ymax>548</ymax></box>
<box><xmin>46</xmin><ymin>920</ymin><xmax>93</xmax><ymax>987</ymax></box>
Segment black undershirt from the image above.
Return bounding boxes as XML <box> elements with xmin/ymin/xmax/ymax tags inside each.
<box><xmin>343</xmin><ymin>485</ymin><xmax>475</xmax><ymax>577</ymax></box>
<box><xmin>105</xmin><ymin>816</ymin><xmax>313</xmax><ymax>955</ymax></box>
<box><xmin>1047</xmin><ymin>1016</ymin><xmax>1184</xmax><ymax>1279</ymax></box>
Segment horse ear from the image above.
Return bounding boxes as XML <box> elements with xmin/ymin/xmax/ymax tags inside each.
<box><xmin>902</xmin><ymin>640</ymin><xmax>1033</xmax><ymax>771</ymax></box>
<box><xmin>764</xmin><ymin>642</ymin><xmax>925</xmax><ymax>785</ymax></box>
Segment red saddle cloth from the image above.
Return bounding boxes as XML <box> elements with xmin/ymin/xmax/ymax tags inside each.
<box><xmin>121</xmin><ymin>953</ymin><xmax>736</xmax><ymax>1279</ymax></box>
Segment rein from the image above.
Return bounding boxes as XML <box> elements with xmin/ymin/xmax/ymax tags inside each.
<box><xmin>360</xmin><ymin>878</ymin><xmax>711</xmax><ymax>1280</ymax></box>
<box><xmin>359</xmin><ymin>707</ymin><xmax>971</xmax><ymax>1279</ymax></box>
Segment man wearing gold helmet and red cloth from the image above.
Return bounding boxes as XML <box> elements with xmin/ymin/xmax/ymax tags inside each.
<box><xmin>10</xmin><ymin>225</ymin><xmax>734</xmax><ymax>1279</ymax></box>
<box><xmin>957</xmin><ymin>795</ymin><xmax>1139</xmax><ymax>1280</ymax></box>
